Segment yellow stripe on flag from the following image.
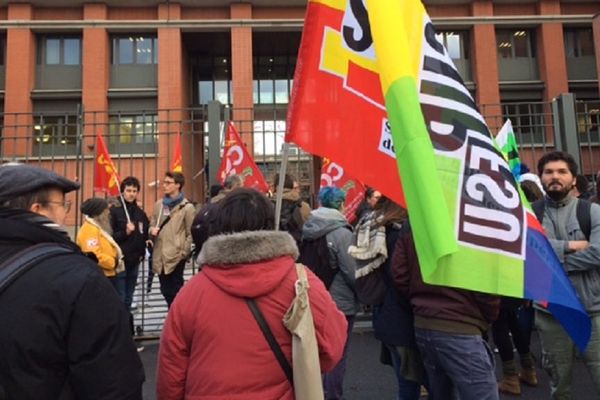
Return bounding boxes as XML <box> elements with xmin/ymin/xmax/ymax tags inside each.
<box><xmin>312</xmin><ymin>0</ymin><xmax>346</xmax><ymax>11</ymax></box>
<box><xmin>366</xmin><ymin>0</ymin><xmax>425</xmax><ymax>93</ymax></box>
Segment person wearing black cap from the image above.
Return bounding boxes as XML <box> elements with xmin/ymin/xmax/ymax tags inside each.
<box><xmin>0</xmin><ymin>163</ymin><xmax>144</xmax><ymax>399</ymax></box>
<box><xmin>77</xmin><ymin>197</ymin><xmax>125</xmax><ymax>282</ymax></box>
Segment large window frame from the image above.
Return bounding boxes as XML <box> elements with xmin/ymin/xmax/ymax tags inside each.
<box><xmin>32</xmin><ymin>113</ymin><xmax>79</xmax><ymax>156</ymax></box>
<box><xmin>108</xmin><ymin>113</ymin><xmax>158</xmax><ymax>154</ymax></box>
<box><xmin>501</xmin><ymin>101</ymin><xmax>546</xmax><ymax>146</ymax></box>
<box><xmin>37</xmin><ymin>35</ymin><xmax>82</xmax><ymax>66</ymax></box>
<box><xmin>564</xmin><ymin>28</ymin><xmax>595</xmax><ymax>58</ymax></box>
<box><xmin>196</xmin><ymin>56</ymin><xmax>232</xmax><ymax>105</ymax></box>
<box><xmin>496</xmin><ymin>29</ymin><xmax>536</xmax><ymax>59</ymax></box>
<box><xmin>111</xmin><ymin>35</ymin><xmax>158</xmax><ymax>65</ymax></box>
<box><xmin>253</xmin><ymin>55</ymin><xmax>296</xmax><ymax>105</ymax></box>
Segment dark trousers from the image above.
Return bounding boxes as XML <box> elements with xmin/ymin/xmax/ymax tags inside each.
<box><xmin>158</xmin><ymin>259</ymin><xmax>185</xmax><ymax>309</ymax></box>
<box><xmin>415</xmin><ymin>328</ymin><xmax>498</xmax><ymax>400</ymax></box>
<box><xmin>323</xmin><ymin>315</ymin><xmax>355</xmax><ymax>400</ymax></box>
<box><xmin>491</xmin><ymin>304</ymin><xmax>533</xmax><ymax>362</ymax></box>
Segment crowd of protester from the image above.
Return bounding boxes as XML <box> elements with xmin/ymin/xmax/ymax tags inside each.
<box><xmin>0</xmin><ymin>150</ymin><xmax>599</xmax><ymax>400</ymax></box>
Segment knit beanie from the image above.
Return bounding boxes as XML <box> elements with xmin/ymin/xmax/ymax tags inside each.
<box><xmin>80</xmin><ymin>198</ymin><xmax>108</xmax><ymax>217</ymax></box>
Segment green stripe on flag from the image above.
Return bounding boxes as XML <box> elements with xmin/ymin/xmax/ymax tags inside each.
<box><xmin>385</xmin><ymin>77</ymin><xmax>458</xmax><ymax>278</ymax></box>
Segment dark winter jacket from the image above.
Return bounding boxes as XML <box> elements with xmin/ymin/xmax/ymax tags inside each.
<box><xmin>0</xmin><ymin>207</ymin><xmax>144</xmax><ymax>400</ymax></box>
<box><xmin>372</xmin><ymin>224</ymin><xmax>416</xmax><ymax>347</ymax></box>
<box><xmin>392</xmin><ymin>222</ymin><xmax>500</xmax><ymax>335</ymax></box>
<box><xmin>110</xmin><ymin>199</ymin><xmax>149</xmax><ymax>266</ymax></box>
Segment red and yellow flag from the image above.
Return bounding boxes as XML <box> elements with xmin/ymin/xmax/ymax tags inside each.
<box><xmin>320</xmin><ymin>158</ymin><xmax>366</xmax><ymax>224</ymax></box>
<box><xmin>217</xmin><ymin>122</ymin><xmax>269</xmax><ymax>193</ymax></box>
<box><xmin>171</xmin><ymin>133</ymin><xmax>183</xmax><ymax>173</ymax></box>
<box><xmin>94</xmin><ymin>134</ymin><xmax>120</xmax><ymax>196</ymax></box>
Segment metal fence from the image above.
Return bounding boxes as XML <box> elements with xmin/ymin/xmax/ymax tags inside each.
<box><xmin>1</xmin><ymin>95</ymin><xmax>598</xmax><ymax>337</ymax></box>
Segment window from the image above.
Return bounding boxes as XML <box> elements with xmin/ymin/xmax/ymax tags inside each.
<box><xmin>112</xmin><ymin>35</ymin><xmax>158</xmax><ymax>65</ymax></box>
<box><xmin>33</xmin><ymin>114</ymin><xmax>79</xmax><ymax>156</ymax></box>
<box><xmin>108</xmin><ymin>114</ymin><xmax>158</xmax><ymax>154</ymax></box>
<box><xmin>435</xmin><ymin>31</ymin><xmax>469</xmax><ymax>60</ymax></box>
<box><xmin>496</xmin><ymin>30</ymin><xmax>535</xmax><ymax>59</ymax></box>
<box><xmin>501</xmin><ymin>102</ymin><xmax>546</xmax><ymax>145</ymax></box>
<box><xmin>37</xmin><ymin>36</ymin><xmax>81</xmax><ymax>65</ymax></box>
<box><xmin>196</xmin><ymin>57</ymin><xmax>232</xmax><ymax>105</ymax></box>
<box><xmin>577</xmin><ymin>100</ymin><xmax>600</xmax><ymax>144</ymax></box>
<box><xmin>564</xmin><ymin>28</ymin><xmax>595</xmax><ymax>58</ymax></box>
<box><xmin>253</xmin><ymin>56</ymin><xmax>296</xmax><ymax>105</ymax></box>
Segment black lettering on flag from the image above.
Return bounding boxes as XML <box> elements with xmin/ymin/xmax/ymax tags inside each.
<box><xmin>343</xmin><ymin>0</ymin><xmax>373</xmax><ymax>53</ymax></box>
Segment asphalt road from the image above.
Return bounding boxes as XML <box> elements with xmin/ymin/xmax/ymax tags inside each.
<box><xmin>139</xmin><ymin>329</ymin><xmax>598</xmax><ymax>399</ymax></box>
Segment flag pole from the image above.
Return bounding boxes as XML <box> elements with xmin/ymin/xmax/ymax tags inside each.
<box><xmin>114</xmin><ymin>175</ymin><xmax>131</xmax><ymax>224</ymax></box>
<box><xmin>274</xmin><ymin>142</ymin><xmax>291</xmax><ymax>230</ymax></box>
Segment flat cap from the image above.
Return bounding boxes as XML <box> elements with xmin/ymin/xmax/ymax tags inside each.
<box><xmin>0</xmin><ymin>163</ymin><xmax>80</xmax><ymax>202</ymax></box>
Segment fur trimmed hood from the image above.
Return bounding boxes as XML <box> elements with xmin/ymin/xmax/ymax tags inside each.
<box><xmin>198</xmin><ymin>230</ymin><xmax>299</xmax><ymax>266</ymax></box>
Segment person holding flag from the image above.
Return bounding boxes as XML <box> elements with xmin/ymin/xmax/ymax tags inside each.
<box><xmin>110</xmin><ymin>176</ymin><xmax>150</xmax><ymax>311</ymax></box>
<box><xmin>149</xmin><ymin>171</ymin><xmax>196</xmax><ymax>308</ymax></box>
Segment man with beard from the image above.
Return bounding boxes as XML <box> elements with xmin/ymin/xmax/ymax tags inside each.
<box><xmin>535</xmin><ymin>151</ymin><xmax>600</xmax><ymax>399</ymax></box>
<box><xmin>0</xmin><ymin>164</ymin><xmax>144</xmax><ymax>399</ymax></box>
<box><xmin>77</xmin><ymin>197</ymin><xmax>125</xmax><ymax>290</ymax></box>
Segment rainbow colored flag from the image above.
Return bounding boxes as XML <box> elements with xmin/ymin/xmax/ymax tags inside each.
<box><xmin>287</xmin><ymin>0</ymin><xmax>590</xmax><ymax>350</ymax></box>
<box><xmin>495</xmin><ymin>119</ymin><xmax>522</xmax><ymax>179</ymax></box>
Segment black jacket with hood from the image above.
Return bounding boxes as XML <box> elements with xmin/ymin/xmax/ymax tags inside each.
<box><xmin>0</xmin><ymin>207</ymin><xmax>145</xmax><ymax>400</ymax></box>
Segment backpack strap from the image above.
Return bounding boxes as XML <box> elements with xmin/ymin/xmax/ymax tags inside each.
<box><xmin>576</xmin><ymin>199</ymin><xmax>592</xmax><ymax>241</ymax></box>
<box><xmin>0</xmin><ymin>243</ymin><xmax>74</xmax><ymax>295</ymax></box>
<box><xmin>532</xmin><ymin>199</ymin><xmax>545</xmax><ymax>224</ymax></box>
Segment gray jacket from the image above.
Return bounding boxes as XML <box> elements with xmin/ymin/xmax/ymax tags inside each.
<box><xmin>302</xmin><ymin>207</ymin><xmax>360</xmax><ymax>316</ymax></box>
<box><xmin>542</xmin><ymin>195</ymin><xmax>600</xmax><ymax>315</ymax></box>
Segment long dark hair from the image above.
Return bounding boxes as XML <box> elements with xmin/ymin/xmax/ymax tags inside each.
<box><xmin>373</xmin><ymin>195</ymin><xmax>407</xmax><ymax>227</ymax></box>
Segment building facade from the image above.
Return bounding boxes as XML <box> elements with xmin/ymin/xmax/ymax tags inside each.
<box><xmin>0</xmin><ymin>0</ymin><xmax>598</xmax><ymax>212</ymax></box>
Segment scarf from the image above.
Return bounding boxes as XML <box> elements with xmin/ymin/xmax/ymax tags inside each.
<box><xmin>162</xmin><ymin>192</ymin><xmax>185</xmax><ymax>209</ymax></box>
<box><xmin>84</xmin><ymin>215</ymin><xmax>125</xmax><ymax>274</ymax></box>
<box><xmin>348</xmin><ymin>211</ymin><xmax>388</xmax><ymax>278</ymax></box>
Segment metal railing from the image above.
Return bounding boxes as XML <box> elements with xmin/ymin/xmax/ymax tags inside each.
<box><xmin>1</xmin><ymin>95</ymin><xmax>598</xmax><ymax>337</ymax></box>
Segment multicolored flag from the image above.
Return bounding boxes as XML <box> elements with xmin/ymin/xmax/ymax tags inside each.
<box><xmin>171</xmin><ymin>133</ymin><xmax>183</xmax><ymax>173</ymax></box>
<box><xmin>287</xmin><ymin>0</ymin><xmax>590</xmax><ymax>350</ymax></box>
<box><xmin>217</xmin><ymin>122</ymin><xmax>269</xmax><ymax>193</ymax></box>
<box><xmin>94</xmin><ymin>134</ymin><xmax>120</xmax><ymax>196</ymax></box>
<box><xmin>320</xmin><ymin>158</ymin><xmax>366</xmax><ymax>224</ymax></box>
<box><xmin>495</xmin><ymin>119</ymin><xmax>521</xmax><ymax>180</ymax></box>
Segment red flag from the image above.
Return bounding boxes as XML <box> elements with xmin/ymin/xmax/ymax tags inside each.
<box><xmin>320</xmin><ymin>158</ymin><xmax>365</xmax><ymax>224</ymax></box>
<box><xmin>171</xmin><ymin>134</ymin><xmax>183</xmax><ymax>173</ymax></box>
<box><xmin>286</xmin><ymin>1</ymin><xmax>404</xmax><ymax>206</ymax></box>
<box><xmin>94</xmin><ymin>134</ymin><xmax>120</xmax><ymax>196</ymax></box>
<box><xmin>217</xmin><ymin>122</ymin><xmax>269</xmax><ymax>192</ymax></box>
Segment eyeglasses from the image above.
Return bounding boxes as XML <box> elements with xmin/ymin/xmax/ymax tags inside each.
<box><xmin>44</xmin><ymin>200</ymin><xmax>72</xmax><ymax>212</ymax></box>
<box><xmin>163</xmin><ymin>180</ymin><xmax>176</xmax><ymax>186</ymax></box>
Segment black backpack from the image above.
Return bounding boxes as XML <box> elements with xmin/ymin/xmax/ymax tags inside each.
<box><xmin>276</xmin><ymin>199</ymin><xmax>304</xmax><ymax>244</ymax></box>
<box><xmin>532</xmin><ymin>198</ymin><xmax>592</xmax><ymax>240</ymax></box>
<box><xmin>298</xmin><ymin>235</ymin><xmax>338</xmax><ymax>289</ymax></box>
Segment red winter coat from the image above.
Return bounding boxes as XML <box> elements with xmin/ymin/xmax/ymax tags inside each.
<box><xmin>157</xmin><ymin>230</ymin><xmax>348</xmax><ymax>400</ymax></box>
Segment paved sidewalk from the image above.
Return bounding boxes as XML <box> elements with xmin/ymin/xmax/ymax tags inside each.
<box><xmin>139</xmin><ymin>330</ymin><xmax>597</xmax><ymax>399</ymax></box>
